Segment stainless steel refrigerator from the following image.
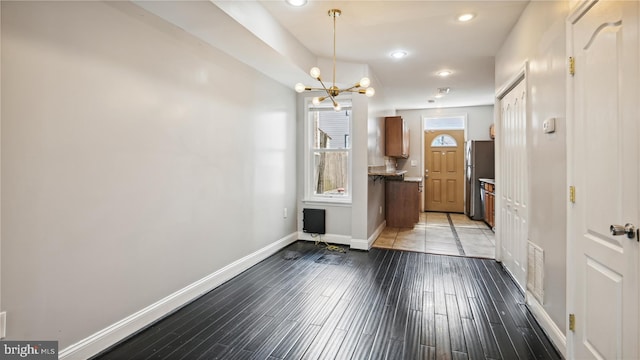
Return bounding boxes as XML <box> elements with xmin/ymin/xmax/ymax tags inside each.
<box><xmin>465</xmin><ymin>140</ymin><xmax>495</xmax><ymax>220</ymax></box>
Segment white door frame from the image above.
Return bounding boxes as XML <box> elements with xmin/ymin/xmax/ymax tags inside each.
<box><xmin>495</xmin><ymin>62</ymin><xmax>530</xmax><ymax>270</ymax></box>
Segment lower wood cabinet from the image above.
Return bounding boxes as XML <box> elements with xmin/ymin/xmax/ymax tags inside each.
<box><xmin>483</xmin><ymin>182</ymin><xmax>495</xmax><ymax>230</ymax></box>
<box><xmin>386</xmin><ymin>180</ymin><xmax>419</xmax><ymax>228</ymax></box>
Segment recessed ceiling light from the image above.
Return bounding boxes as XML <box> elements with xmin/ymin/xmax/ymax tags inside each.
<box><xmin>390</xmin><ymin>50</ymin><xmax>408</xmax><ymax>59</ymax></box>
<box><xmin>285</xmin><ymin>0</ymin><xmax>307</xmax><ymax>6</ymax></box>
<box><xmin>434</xmin><ymin>94</ymin><xmax>444</xmax><ymax>99</ymax></box>
<box><xmin>437</xmin><ymin>70</ymin><xmax>452</xmax><ymax>77</ymax></box>
<box><xmin>458</xmin><ymin>13</ymin><xmax>475</xmax><ymax>22</ymax></box>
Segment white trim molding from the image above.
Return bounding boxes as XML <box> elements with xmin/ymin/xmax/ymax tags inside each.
<box><xmin>526</xmin><ymin>292</ymin><xmax>567</xmax><ymax>359</ymax></box>
<box><xmin>297</xmin><ymin>221</ymin><xmax>385</xmax><ymax>251</ymax></box>
<box><xmin>297</xmin><ymin>232</ymin><xmax>351</xmax><ymax>246</ymax></box>
<box><xmin>350</xmin><ymin>238</ymin><xmax>369</xmax><ymax>251</ymax></box>
<box><xmin>59</xmin><ymin>232</ymin><xmax>298</xmax><ymax>360</ymax></box>
<box><xmin>363</xmin><ymin>220</ymin><xmax>386</xmax><ymax>250</ymax></box>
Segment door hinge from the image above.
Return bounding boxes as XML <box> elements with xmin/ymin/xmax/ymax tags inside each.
<box><xmin>569</xmin><ymin>57</ymin><xmax>575</xmax><ymax>76</ymax></box>
<box><xmin>569</xmin><ymin>313</ymin><xmax>576</xmax><ymax>331</ymax></box>
<box><xmin>569</xmin><ymin>186</ymin><xmax>576</xmax><ymax>203</ymax></box>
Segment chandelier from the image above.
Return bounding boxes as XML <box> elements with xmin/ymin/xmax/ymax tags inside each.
<box><xmin>295</xmin><ymin>9</ymin><xmax>375</xmax><ymax>111</ymax></box>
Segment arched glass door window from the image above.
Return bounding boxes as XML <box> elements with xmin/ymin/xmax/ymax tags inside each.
<box><xmin>431</xmin><ymin>134</ymin><xmax>457</xmax><ymax>147</ymax></box>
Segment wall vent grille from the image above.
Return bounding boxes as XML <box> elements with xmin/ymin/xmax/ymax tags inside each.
<box><xmin>527</xmin><ymin>241</ymin><xmax>544</xmax><ymax>303</ymax></box>
<box><xmin>303</xmin><ymin>208</ymin><xmax>326</xmax><ymax>234</ymax></box>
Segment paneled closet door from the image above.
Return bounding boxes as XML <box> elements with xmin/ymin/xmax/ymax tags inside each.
<box><xmin>568</xmin><ymin>1</ymin><xmax>639</xmax><ymax>358</ymax></box>
<box><xmin>498</xmin><ymin>78</ymin><xmax>527</xmax><ymax>290</ymax></box>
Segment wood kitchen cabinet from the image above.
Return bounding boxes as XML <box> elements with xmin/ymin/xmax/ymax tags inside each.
<box><xmin>386</xmin><ymin>180</ymin><xmax>419</xmax><ymax>228</ymax></box>
<box><xmin>483</xmin><ymin>181</ymin><xmax>495</xmax><ymax>230</ymax></box>
<box><xmin>385</xmin><ymin>116</ymin><xmax>409</xmax><ymax>158</ymax></box>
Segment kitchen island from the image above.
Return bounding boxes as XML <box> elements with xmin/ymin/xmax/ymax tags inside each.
<box><xmin>385</xmin><ymin>177</ymin><xmax>422</xmax><ymax>228</ymax></box>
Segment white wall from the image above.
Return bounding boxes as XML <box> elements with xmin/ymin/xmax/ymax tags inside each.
<box><xmin>366</xmin><ymin>110</ymin><xmax>397</xmax><ymax>239</ymax></box>
<box><xmin>396</xmin><ymin>105</ymin><xmax>494</xmax><ymax>178</ymax></box>
<box><xmin>367</xmin><ymin>115</ymin><xmax>387</xmax><ymax>238</ymax></box>
<box><xmin>365</xmin><ymin>68</ymin><xmax>395</xmax><ymax>240</ymax></box>
<box><xmin>495</xmin><ymin>0</ymin><xmax>569</xmax><ymax>337</ymax></box>
<box><xmin>1</xmin><ymin>0</ymin><xmax>297</xmax><ymax>351</ymax></box>
<box><xmin>350</xmin><ymin>95</ymin><xmax>369</xmax><ymax>246</ymax></box>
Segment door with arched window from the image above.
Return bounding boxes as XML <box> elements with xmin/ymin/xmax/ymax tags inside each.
<box><xmin>424</xmin><ymin>130</ymin><xmax>465</xmax><ymax>212</ymax></box>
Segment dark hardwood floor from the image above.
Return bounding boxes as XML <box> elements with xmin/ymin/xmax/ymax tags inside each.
<box><xmin>94</xmin><ymin>241</ymin><xmax>561</xmax><ymax>360</ymax></box>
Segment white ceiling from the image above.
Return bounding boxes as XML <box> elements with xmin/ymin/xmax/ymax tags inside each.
<box><xmin>137</xmin><ymin>0</ymin><xmax>529</xmax><ymax>110</ymax></box>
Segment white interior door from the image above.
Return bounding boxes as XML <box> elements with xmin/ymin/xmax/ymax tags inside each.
<box><xmin>569</xmin><ymin>1</ymin><xmax>639</xmax><ymax>359</ymax></box>
<box><xmin>498</xmin><ymin>78</ymin><xmax>528</xmax><ymax>290</ymax></box>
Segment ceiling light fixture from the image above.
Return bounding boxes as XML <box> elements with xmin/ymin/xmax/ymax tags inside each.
<box><xmin>285</xmin><ymin>0</ymin><xmax>307</xmax><ymax>7</ymax></box>
<box><xmin>295</xmin><ymin>9</ymin><xmax>375</xmax><ymax>111</ymax></box>
<box><xmin>458</xmin><ymin>13</ymin><xmax>475</xmax><ymax>22</ymax></box>
<box><xmin>437</xmin><ymin>70</ymin><xmax>452</xmax><ymax>77</ymax></box>
<box><xmin>434</xmin><ymin>87</ymin><xmax>450</xmax><ymax>98</ymax></box>
<box><xmin>390</xmin><ymin>50</ymin><xmax>408</xmax><ymax>59</ymax></box>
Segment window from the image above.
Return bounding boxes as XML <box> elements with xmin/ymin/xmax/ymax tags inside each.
<box><xmin>306</xmin><ymin>100</ymin><xmax>352</xmax><ymax>202</ymax></box>
<box><xmin>430</xmin><ymin>134</ymin><xmax>458</xmax><ymax>147</ymax></box>
<box><xmin>424</xmin><ymin>116</ymin><xmax>465</xmax><ymax>130</ymax></box>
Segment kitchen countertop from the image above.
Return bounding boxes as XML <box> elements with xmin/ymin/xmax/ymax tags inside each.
<box><xmin>479</xmin><ymin>178</ymin><xmax>495</xmax><ymax>185</ymax></box>
<box><xmin>368</xmin><ymin>167</ymin><xmax>408</xmax><ymax>183</ymax></box>
<box><xmin>403</xmin><ymin>177</ymin><xmax>423</xmax><ymax>183</ymax></box>
<box><xmin>368</xmin><ymin>169</ymin><xmax>408</xmax><ymax>177</ymax></box>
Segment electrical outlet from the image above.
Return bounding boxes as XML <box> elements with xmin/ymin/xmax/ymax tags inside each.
<box><xmin>543</xmin><ymin>117</ymin><xmax>556</xmax><ymax>133</ymax></box>
<box><xmin>0</xmin><ymin>311</ymin><xmax>6</xmax><ymax>339</ymax></box>
<box><xmin>283</xmin><ymin>208</ymin><xmax>288</xmax><ymax>219</ymax></box>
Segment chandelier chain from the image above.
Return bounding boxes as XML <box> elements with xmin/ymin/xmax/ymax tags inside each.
<box><xmin>332</xmin><ymin>9</ymin><xmax>337</xmax><ymax>87</ymax></box>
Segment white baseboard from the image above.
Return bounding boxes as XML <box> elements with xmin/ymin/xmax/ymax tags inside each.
<box><xmin>297</xmin><ymin>232</ymin><xmax>351</xmax><ymax>246</ymax></box>
<box><xmin>59</xmin><ymin>232</ymin><xmax>298</xmax><ymax>360</ymax></box>
<box><xmin>350</xmin><ymin>238</ymin><xmax>369</xmax><ymax>250</ymax></box>
<box><xmin>297</xmin><ymin>221</ymin><xmax>386</xmax><ymax>251</ymax></box>
<box><xmin>526</xmin><ymin>292</ymin><xmax>567</xmax><ymax>359</ymax></box>
<box><xmin>358</xmin><ymin>220</ymin><xmax>386</xmax><ymax>250</ymax></box>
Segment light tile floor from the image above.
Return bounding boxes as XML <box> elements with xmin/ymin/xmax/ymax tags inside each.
<box><xmin>372</xmin><ymin>212</ymin><xmax>496</xmax><ymax>258</ymax></box>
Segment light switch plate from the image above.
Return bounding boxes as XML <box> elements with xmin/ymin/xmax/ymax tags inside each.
<box><xmin>410</xmin><ymin>160</ymin><xmax>417</xmax><ymax>167</ymax></box>
<box><xmin>543</xmin><ymin>118</ymin><xmax>556</xmax><ymax>133</ymax></box>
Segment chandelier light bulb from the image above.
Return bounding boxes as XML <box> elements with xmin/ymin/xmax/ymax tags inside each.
<box><xmin>310</xmin><ymin>67</ymin><xmax>321</xmax><ymax>79</ymax></box>
<box><xmin>312</xmin><ymin>97</ymin><xmax>322</xmax><ymax>106</ymax></box>
<box><xmin>359</xmin><ymin>77</ymin><xmax>371</xmax><ymax>88</ymax></box>
<box><xmin>294</xmin><ymin>83</ymin><xmax>306</xmax><ymax>93</ymax></box>
<box><xmin>365</xmin><ymin>87</ymin><xmax>375</xmax><ymax>97</ymax></box>
<box><xmin>333</xmin><ymin>103</ymin><xmax>342</xmax><ymax>111</ymax></box>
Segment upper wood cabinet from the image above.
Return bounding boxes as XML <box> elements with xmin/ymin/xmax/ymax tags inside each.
<box><xmin>385</xmin><ymin>116</ymin><xmax>409</xmax><ymax>158</ymax></box>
